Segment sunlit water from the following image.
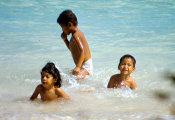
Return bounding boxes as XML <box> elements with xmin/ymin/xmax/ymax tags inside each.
<box><xmin>0</xmin><ymin>0</ymin><xmax>175</xmax><ymax>120</ymax></box>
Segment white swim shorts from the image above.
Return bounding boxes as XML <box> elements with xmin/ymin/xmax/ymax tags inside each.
<box><xmin>82</xmin><ymin>58</ymin><xmax>93</xmax><ymax>75</ymax></box>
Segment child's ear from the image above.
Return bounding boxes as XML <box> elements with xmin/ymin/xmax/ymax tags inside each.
<box><xmin>67</xmin><ymin>22</ymin><xmax>73</xmax><ymax>27</ymax></box>
<box><xmin>132</xmin><ymin>67</ymin><xmax>135</xmax><ymax>72</ymax></box>
<box><xmin>54</xmin><ymin>78</ymin><xmax>57</xmax><ymax>83</ymax></box>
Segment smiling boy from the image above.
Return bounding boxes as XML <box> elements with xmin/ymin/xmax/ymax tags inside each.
<box><xmin>107</xmin><ymin>54</ymin><xmax>136</xmax><ymax>90</ymax></box>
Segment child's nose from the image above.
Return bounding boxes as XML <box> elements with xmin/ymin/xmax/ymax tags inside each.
<box><xmin>42</xmin><ymin>76</ymin><xmax>46</xmax><ymax>80</ymax></box>
<box><xmin>124</xmin><ymin>65</ymin><xmax>128</xmax><ymax>68</ymax></box>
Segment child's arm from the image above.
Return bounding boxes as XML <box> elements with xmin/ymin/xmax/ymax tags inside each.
<box><xmin>30</xmin><ymin>85</ymin><xmax>41</xmax><ymax>101</ymax></box>
<box><xmin>72</xmin><ymin>34</ymin><xmax>85</xmax><ymax>74</ymax></box>
<box><xmin>130</xmin><ymin>78</ymin><xmax>136</xmax><ymax>90</ymax></box>
<box><xmin>80</xmin><ymin>87</ymin><xmax>95</xmax><ymax>92</ymax></box>
<box><xmin>61</xmin><ymin>32</ymin><xmax>70</xmax><ymax>49</ymax></box>
<box><xmin>107</xmin><ymin>76</ymin><xmax>115</xmax><ymax>88</ymax></box>
<box><xmin>56</xmin><ymin>88</ymin><xmax>70</xmax><ymax>100</ymax></box>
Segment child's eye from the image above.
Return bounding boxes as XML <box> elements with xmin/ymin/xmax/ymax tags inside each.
<box><xmin>128</xmin><ymin>64</ymin><xmax>132</xmax><ymax>67</ymax></box>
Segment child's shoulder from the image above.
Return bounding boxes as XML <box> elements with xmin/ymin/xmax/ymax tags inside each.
<box><xmin>34</xmin><ymin>84</ymin><xmax>43</xmax><ymax>92</ymax></box>
<box><xmin>109</xmin><ymin>74</ymin><xmax>120</xmax><ymax>83</ymax></box>
<box><xmin>37</xmin><ymin>84</ymin><xmax>44</xmax><ymax>90</ymax></box>
<box><xmin>36</xmin><ymin>84</ymin><xmax>43</xmax><ymax>88</ymax></box>
<box><xmin>128</xmin><ymin>76</ymin><xmax>136</xmax><ymax>89</ymax></box>
<box><xmin>73</xmin><ymin>29</ymin><xmax>84</xmax><ymax>38</ymax></box>
<box><xmin>108</xmin><ymin>74</ymin><xmax>120</xmax><ymax>88</ymax></box>
<box><xmin>111</xmin><ymin>74</ymin><xmax>120</xmax><ymax>79</ymax></box>
<box><xmin>54</xmin><ymin>87</ymin><xmax>64</xmax><ymax>92</ymax></box>
<box><xmin>129</xmin><ymin>76</ymin><xmax>135</xmax><ymax>82</ymax></box>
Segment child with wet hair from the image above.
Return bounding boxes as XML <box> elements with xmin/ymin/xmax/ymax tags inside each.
<box><xmin>57</xmin><ymin>10</ymin><xmax>93</xmax><ymax>80</ymax></box>
<box><xmin>107</xmin><ymin>54</ymin><xmax>136</xmax><ymax>90</ymax></box>
<box><xmin>30</xmin><ymin>62</ymin><xmax>70</xmax><ymax>101</ymax></box>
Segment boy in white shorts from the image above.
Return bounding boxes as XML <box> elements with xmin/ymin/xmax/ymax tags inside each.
<box><xmin>57</xmin><ymin>10</ymin><xmax>93</xmax><ymax>80</ymax></box>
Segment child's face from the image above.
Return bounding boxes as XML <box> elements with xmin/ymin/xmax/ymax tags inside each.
<box><xmin>118</xmin><ymin>58</ymin><xmax>135</xmax><ymax>76</ymax></box>
<box><xmin>41</xmin><ymin>71</ymin><xmax>56</xmax><ymax>89</ymax></box>
<box><xmin>59</xmin><ymin>24</ymin><xmax>71</xmax><ymax>35</ymax></box>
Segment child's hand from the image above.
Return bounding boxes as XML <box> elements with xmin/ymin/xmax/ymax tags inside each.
<box><xmin>80</xmin><ymin>87</ymin><xmax>95</xmax><ymax>92</ymax></box>
<box><xmin>72</xmin><ymin>67</ymin><xmax>80</xmax><ymax>75</ymax></box>
<box><xmin>61</xmin><ymin>32</ymin><xmax>67</xmax><ymax>41</ymax></box>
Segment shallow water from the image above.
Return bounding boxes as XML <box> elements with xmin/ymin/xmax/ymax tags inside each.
<box><xmin>0</xmin><ymin>0</ymin><xmax>175</xmax><ymax>120</ymax></box>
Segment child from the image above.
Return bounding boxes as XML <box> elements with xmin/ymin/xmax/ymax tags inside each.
<box><xmin>30</xmin><ymin>62</ymin><xmax>70</xmax><ymax>101</ymax></box>
<box><xmin>107</xmin><ymin>54</ymin><xmax>136</xmax><ymax>90</ymax></box>
<box><xmin>57</xmin><ymin>10</ymin><xmax>93</xmax><ymax>80</ymax></box>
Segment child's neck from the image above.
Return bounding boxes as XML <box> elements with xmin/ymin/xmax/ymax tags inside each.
<box><xmin>43</xmin><ymin>85</ymin><xmax>54</xmax><ymax>91</ymax></box>
<box><xmin>119</xmin><ymin>74</ymin><xmax>130</xmax><ymax>81</ymax></box>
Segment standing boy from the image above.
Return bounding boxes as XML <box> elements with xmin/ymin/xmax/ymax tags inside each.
<box><xmin>57</xmin><ymin>10</ymin><xmax>93</xmax><ymax>80</ymax></box>
<box><xmin>107</xmin><ymin>54</ymin><xmax>136</xmax><ymax>90</ymax></box>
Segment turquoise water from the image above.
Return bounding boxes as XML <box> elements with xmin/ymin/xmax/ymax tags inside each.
<box><xmin>0</xmin><ymin>0</ymin><xmax>175</xmax><ymax>120</ymax></box>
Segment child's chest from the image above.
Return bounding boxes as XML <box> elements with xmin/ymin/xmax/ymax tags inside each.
<box><xmin>40</xmin><ymin>89</ymin><xmax>58</xmax><ymax>101</ymax></box>
<box><xmin>114</xmin><ymin>80</ymin><xmax>130</xmax><ymax>88</ymax></box>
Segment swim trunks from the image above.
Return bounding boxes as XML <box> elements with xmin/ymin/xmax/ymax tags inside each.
<box><xmin>82</xmin><ymin>58</ymin><xmax>93</xmax><ymax>75</ymax></box>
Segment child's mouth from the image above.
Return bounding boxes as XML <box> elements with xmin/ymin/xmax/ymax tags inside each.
<box><xmin>42</xmin><ymin>81</ymin><xmax>47</xmax><ymax>84</ymax></box>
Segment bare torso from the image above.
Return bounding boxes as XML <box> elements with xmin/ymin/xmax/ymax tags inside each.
<box><xmin>39</xmin><ymin>85</ymin><xmax>60</xmax><ymax>101</ymax></box>
<box><xmin>30</xmin><ymin>84</ymin><xmax>70</xmax><ymax>101</ymax></box>
<box><xmin>108</xmin><ymin>74</ymin><xmax>136</xmax><ymax>89</ymax></box>
<box><xmin>69</xmin><ymin>30</ymin><xmax>91</xmax><ymax>65</ymax></box>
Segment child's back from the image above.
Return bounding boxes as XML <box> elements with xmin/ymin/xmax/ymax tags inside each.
<box><xmin>57</xmin><ymin>10</ymin><xmax>93</xmax><ymax>80</ymax></box>
<box><xmin>69</xmin><ymin>29</ymin><xmax>91</xmax><ymax>64</ymax></box>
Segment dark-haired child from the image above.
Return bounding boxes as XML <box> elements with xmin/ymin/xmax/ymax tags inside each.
<box><xmin>30</xmin><ymin>62</ymin><xmax>70</xmax><ymax>101</ymax></box>
<box><xmin>107</xmin><ymin>54</ymin><xmax>136</xmax><ymax>90</ymax></box>
<box><xmin>57</xmin><ymin>10</ymin><xmax>93</xmax><ymax>80</ymax></box>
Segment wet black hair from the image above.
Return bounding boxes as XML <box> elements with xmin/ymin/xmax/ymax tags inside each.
<box><xmin>57</xmin><ymin>9</ymin><xmax>78</xmax><ymax>26</ymax></box>
<box><xmin>119</xmin><ymin>54</ymin><xmax>136</xmax><ymax>68</ymax></box>
<box><xmin>41</xmin><ymin>62</ymin><xmax>62</xmax><ymax>87</ymax></box>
